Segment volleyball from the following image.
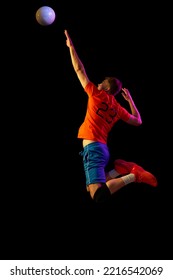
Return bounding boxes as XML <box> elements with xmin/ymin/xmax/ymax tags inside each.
<box><xmin>36</xmin><ymin>6</ymin><xmax>56</xmax><ymax>26</ymax></box>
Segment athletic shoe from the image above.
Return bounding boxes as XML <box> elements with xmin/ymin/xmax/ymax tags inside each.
<box><xmin>131</xmin><ymin>165</ymin><xmax>158</xmax><ymax>187</ymax></box>
<box><xmin>114</xmin><ymin>159</ymin><xmax>135</xmax><ymax>175</ymax></box>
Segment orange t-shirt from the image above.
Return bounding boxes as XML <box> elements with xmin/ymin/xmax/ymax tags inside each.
<box><xmin>78</xmin><ymin>82</ymin><xmax>130</xmax><ymax>144</ymax></box>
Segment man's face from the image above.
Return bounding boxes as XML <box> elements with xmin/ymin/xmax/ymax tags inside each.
<box><xmin>97</xmin><ymin>80</ymin><xmax>109</xmax><ymax>91</ymax></box>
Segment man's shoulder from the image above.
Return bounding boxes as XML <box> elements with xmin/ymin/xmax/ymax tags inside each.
<box><xmin>85</xmin><ymin>81</ymin><xmax>98</xmax><ymax>95</ymax></box>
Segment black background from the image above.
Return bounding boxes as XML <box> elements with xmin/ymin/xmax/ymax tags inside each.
<box><xmin>2</xmin><ymin>1</ymin><xmax>172</xmax><ymax>260</ymax></box>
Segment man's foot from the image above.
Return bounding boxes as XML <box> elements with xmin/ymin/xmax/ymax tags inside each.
<box><xmin>131</xmin><ymin>165</ymin><xmax>158</xmax><ymax>187</ymax></box>
<box><xmin>114</xmin><ymin>159</ymin><xmax>135</xmax><ymax>175</ymax></box>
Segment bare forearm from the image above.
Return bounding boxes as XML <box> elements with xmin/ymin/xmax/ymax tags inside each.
<box><xmin>69</xmin><ymin>46</ymin><xmax>84</xmax><ymax>73</ymax></box>
<box><xmin>128</xmin><ymin>98</ymin><xmax>141</xmax><ymax>119</ymax></box>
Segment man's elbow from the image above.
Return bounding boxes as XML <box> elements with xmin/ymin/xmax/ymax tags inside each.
<box><xmin>136</xmin><ymin>118</ymin><xmax>142</xmax><ymax>126</ymax></box>
<box><xmin>129</xmin><ymin>115</ymin><xmax>142</xmax><ymax>126</ymax></box>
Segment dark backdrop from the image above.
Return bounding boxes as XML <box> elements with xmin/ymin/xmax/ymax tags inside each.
<box><xmin>2</xmin><ymin>1</ymin><xmax>172</xmax><ymax>260</ymax></box>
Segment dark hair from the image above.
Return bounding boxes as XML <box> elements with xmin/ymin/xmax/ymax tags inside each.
<box><xmin>105</xmin><ymin>77</ymin><xmax>122</xmax><ymax>96</ymax></box>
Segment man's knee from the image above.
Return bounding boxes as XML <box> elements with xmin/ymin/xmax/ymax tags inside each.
<box><xmin>93</xmin><ymin>183</ymin><xmax>111</xmax><ymax>203</ymax></box>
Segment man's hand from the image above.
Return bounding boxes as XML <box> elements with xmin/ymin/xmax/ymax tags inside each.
<box><xmin>121</xmin><ymin>88</ymin><xmax>132</xmax><ymax>102</ymax></box>
<box><xmin>64</xmin><ymin>30</ymin><xmax>73</xmax><ymax>48</ymax></box>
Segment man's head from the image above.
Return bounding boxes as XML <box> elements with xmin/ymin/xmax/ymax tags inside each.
<box><xmin>98</xmin><ymin>77</ymin><xmax>122</xmax><ymax>96</ymax></box>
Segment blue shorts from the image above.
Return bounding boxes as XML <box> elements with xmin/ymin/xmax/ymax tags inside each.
<box><xmin>80</xmin><ymin>142</ymin><xmax>110</xmax><ymax>186</ymax></box>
